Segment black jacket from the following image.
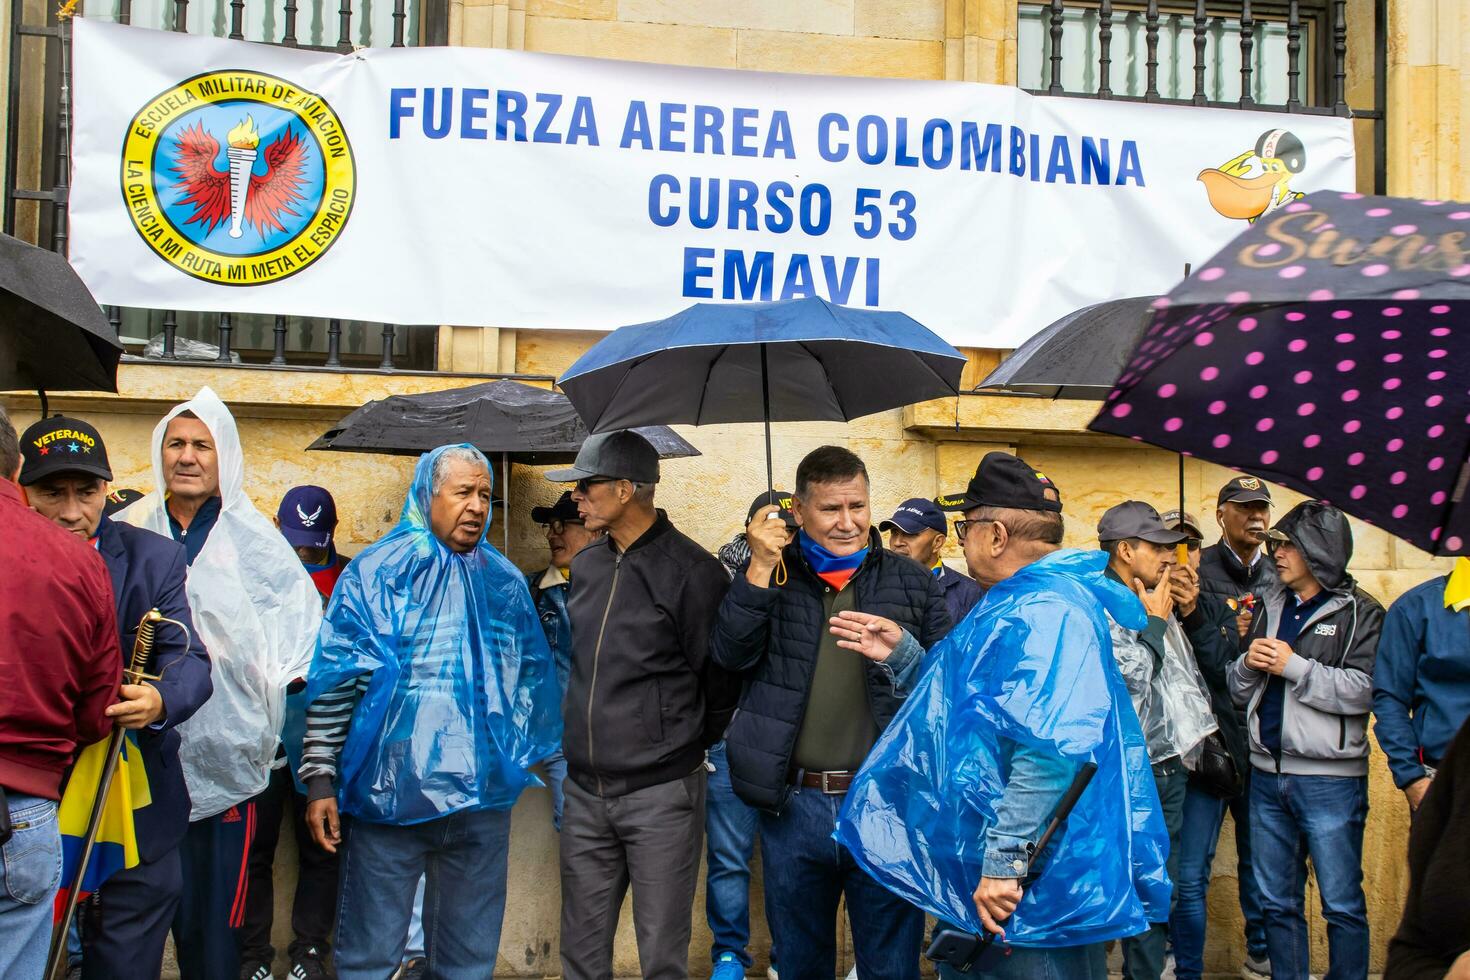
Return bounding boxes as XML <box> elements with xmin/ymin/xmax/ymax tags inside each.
<box><xmin>1181</xmin><ymin>593</ymin><xmax>1251</xmax><ymax>785</ymax></box>
<box><xmin>563</xmin><ymin>511</ymin><xmax>732</xmax><ymax>797</ymax></box>
<box><xmin>710</xmin><ymin>531</ymin><xmax>952</xmax><ymax>811</ymax></box>
<box><xmin>1199</xmin><ymin>539</ymin><xmax>1277</xmax><ymax>607</ymax></box>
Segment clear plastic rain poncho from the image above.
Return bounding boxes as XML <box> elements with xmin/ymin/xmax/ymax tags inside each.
<box><xmin>834</xmin><ymin>549</ymin><xmax>1171</xmax><ymax>946</ymax></box>
<box><xmin>304</xmin><ymin>444</ymin><xmax>561</xmax><ymax>825</ymax></box>
<box><xmin>116</xmin><ymin>386</ymin><xmax>321</xmax><ymax>819</ymax></box>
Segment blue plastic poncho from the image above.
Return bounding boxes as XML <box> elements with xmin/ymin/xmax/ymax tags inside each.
<box><xmin>304</xmin><ymin>444</ymin><xmax>561</xmax><ymax>825</ymax></box>
<box><xmin>834</xmin><ymin>549</ymin><xmax>1170</xmax><ymax>946</ymax></box>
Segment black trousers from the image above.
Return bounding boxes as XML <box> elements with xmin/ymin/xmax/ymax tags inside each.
<box><xmin>79</xmin><ymin>848</ymin><xmax>182</xmax><ymax>980</ymax></box>
<box><xmin>238</xmin><ymin>765</ymin><xmax>340</xmax><ymax>965</ymax></box>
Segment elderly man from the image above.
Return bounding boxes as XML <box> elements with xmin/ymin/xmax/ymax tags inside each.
<box><xmin>837</xmin><ymin>451</ymin><xmax>1168</xmax><ymax>980</ymax></box>
<box><xmin>1200</xmin><ymin>476</ymin><xmax>1277</xmax><ymax>639</ymax></box>
<box><xmin>300</xmin><ymin>444</ymin><xmax>559</xmax><ymax>980</ymax></box>
<box><xmin>0</xmin><ymin>406</ymin><xmax>122</xmax><ymax>979</ymax></box>
<box><xmin>1098</xmin><ymin>501</ymin><xmax>1217</xmax><ymax>980</ymax></box>
<box><xmin>1230</xmin><ymin>502</ymin><xmax>1383</xmax><ymax>980</ymax></box>
<box><xmin>547</xmin><ymin>431</ymin><xmax>731</xmax><ymax>980</ymax></box>
<box><xmin>711</xmin><ymin>445</ymin><xmax>951</xmax><ymax>980</ymax></box>
<box><xmin>114</xmin><ymin>387</ymin><xmax>321</xmax><ymax>979</ymax></box>
<box><xmin>529</xmin><ymin>489</ymin><xmax>601</xmax><ymax>830</ymax></box>
<box><xmin>18</xmin><ymin>415</ymin><xmax>212</xmax><ymax>980</ymax></box>
<box><xmin>881</xmin><ymin>496</ymin><xmax>983</xmax><ymax>625</ymax></box>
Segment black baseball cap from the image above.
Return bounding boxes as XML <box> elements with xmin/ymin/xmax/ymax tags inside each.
<box><xmin>1098</xmin><ymin>501</ymin><xmax>1189</xmax><ymax>545</ymax></box>
<box><xmin>18</xmin><ymin>415</ymin><xmax>113</xmax><ymax>486</ymax></box>
<box><xmin>545</xmin><ymin>430</ymin><xmax>660</xmax><ymax>484</ymax></box>
<box><xmin>880</xmin><ymin>497</ymin><xmax>947</xmax><ymax>535</ymax></box>
<box><xmin>1218</xmin><ymin>475</ymin><xmax>1272</xmax><ymax>506</ymax></box>
<box><xmin>746</xmin><ymin>489</ymin><xmax>797</xmax><ymax>529</ymax></box>
<box><xmin>532</xmin><ymin>490</ymin><xmax>582</xmax><ymax>524</ymax></box>
<box><xmin>103</xmin><ymin>487</ymin><xmax>143</xmax><ymax>517</ymax></box>
<box><xmin>936</xmin><ymin>452</ymin><xmax>1062</xmax><ymax>513</ymax></box>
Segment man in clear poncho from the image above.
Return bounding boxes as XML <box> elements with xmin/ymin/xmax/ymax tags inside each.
<box><xmin>834</xmin><ymin>452</ymin><xmax>1170</xmax><ymax>979</ymax></box>
<box><xmin>116</xmin><ymin>386</ymin><xmax>321</xmax><ymax>979</ymax></box>
<box><xmin>299</xmin><ymin>444</ymin><xmax>560</xmax><ymax>980</ymax></box>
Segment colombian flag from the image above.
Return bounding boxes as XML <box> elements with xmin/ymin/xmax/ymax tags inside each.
<box><xmin>52</xmin><ymin>732</ymin><xmax>151</xmax><ymax>922</ymax></box>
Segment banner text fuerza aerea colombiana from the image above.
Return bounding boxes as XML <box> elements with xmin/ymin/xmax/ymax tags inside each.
<box><xmin>387</xmin><ymin>88</ymin><xmax>1146</xmax><ymax>307</ymax></box>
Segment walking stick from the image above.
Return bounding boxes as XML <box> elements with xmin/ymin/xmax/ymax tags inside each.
<box><xmin>44</xmin><ymin>609</ymin><xmax>173</xmax><ymax>980</ymax></box>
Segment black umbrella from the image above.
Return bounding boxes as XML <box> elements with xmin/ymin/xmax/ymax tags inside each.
<box><xmin>0</xmin><ymin>232</ymin><xmax>120</xmax><ymax>405</ymax></box>
<box><xmin>978</xmin><ymin>295</ymin><xmax>1192</xmax><ymax>520</ymax></box>
<box><xmin>1090</xmin><ymin>191</ymin><xmax>1470</xmax><ymax>555</ymax></box>
<box><xmin>308</xmin><ymin>380</ymin><xmax>700</xmax><ymax>551</ymax></box>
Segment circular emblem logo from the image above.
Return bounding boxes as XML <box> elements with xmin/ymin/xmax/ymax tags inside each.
<box><xmin>120</xmin><ymin>70</ymin><xmax>356</xmax><ymax>286</ymax></box>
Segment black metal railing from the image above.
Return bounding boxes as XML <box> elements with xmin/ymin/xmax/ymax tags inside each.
<box><xmin>4</xmin><ymin>0</ymin><xmax>448</xmax><ymax>371</ymax></box>
<box><xmin>1020</xmin><ymin>0</ymin><xmax>1386</xmax><ymax>192</ymax></box>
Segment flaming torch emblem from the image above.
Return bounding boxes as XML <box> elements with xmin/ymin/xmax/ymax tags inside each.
<box><xmin>170</xmin><ymin>114</ymin><xmax>310</xmax><ymax>241</ymax></box>
<box><xmin>225</xmin><ymin>116</ymin><xmax>260</xmax><ymax>238</ymax></box>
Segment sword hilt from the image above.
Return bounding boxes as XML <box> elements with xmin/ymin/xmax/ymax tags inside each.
<box><xmin>125</xmin><ymin>608</ymin><xmax>163</xmax><ymax>685</ymax></box>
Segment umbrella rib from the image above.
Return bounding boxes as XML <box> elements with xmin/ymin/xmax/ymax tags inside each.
<box><xmin>796</xmin><ymin>340</ymin><xmax>849</xmax><ymax>420</ymax></box>
<box><xmin>591</xmin><ymin>353</ymin><xmax>654</xmax><ymax>431</ymax></box>
<box><xmin>692</xmin><ymin>344</ymin><xmax>725</xmax><ymax>426</ymax></box>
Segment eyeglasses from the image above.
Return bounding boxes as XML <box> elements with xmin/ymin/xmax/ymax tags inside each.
<box><xmin>954</xmin><ymin>518</ymin><xmax>1001</xmax><ymax>541</ymax></box>
<box><xmin>573</xmin><ymin>477</ymin><xmax>617</xmax><ymax>494</ymax></box>
<box><xmin>541</xmin><ymin>519</ymin><xmax>585</xmax><ymax>535</ymax></box>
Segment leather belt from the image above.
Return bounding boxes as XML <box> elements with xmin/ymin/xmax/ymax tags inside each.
<box><xmin>789</xmin><ymin>768</ymin><xmax>856</xmax><ymax>794</ymax></box>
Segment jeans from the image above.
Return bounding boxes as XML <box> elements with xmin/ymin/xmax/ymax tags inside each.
<box><xmin>0</xmin><ymin>793</ymin><xmax>61</xmax><ymax>980</ymax></box>
<box><xmin>1170</xmin><ymin>777</ymin><xmax>1270</xmax><ymax>980</ymax></box>
<box><xmin>706</xmin><ymin>741</ymin><xmax>761</xmax><ymax>967</ymax></box>
<box><xmin>1122</xmin><ymin>757</ymin><xmax>1187</xmax><ymax>980</ymax></box>
<box><xmin>759</xmin><ymin>786</ymin><xmax>924</xmax><ymax>980</ymax></box>
<box><xmin>1251</xmin><ymin>771</ymin><xmax>1369</xmax><ymax>980</ymax></box>
<box><xmin>404</xmin><ymin>875</ymin><xmax>425</xmax><ymax>961</ymax></box>
<box><xmin>544</xmin><ymin>751</ymin><xmax>568</xmax><ymax>832</ymax></box>
<box><xmin>935</xmin><ymin>942</ymin><xmax>1107</xmax><ymax>980</ymax></box>
<box><xmin>335</xmin><ymin>807</ymin><xmax>512</xmax><ymax>980</ymax></box>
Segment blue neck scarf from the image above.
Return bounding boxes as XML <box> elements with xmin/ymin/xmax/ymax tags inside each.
<box><xmin>798</xmin><ymin>529</ymin><xmax>869</xmax><ymax>574</ymax></box>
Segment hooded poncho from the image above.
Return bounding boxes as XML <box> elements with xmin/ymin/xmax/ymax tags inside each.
<box><xmin>835</xmin><ymin>549</ymin><xmax>1171</xmax><ymax>946</ymax></box>
<box><xmin>117</xmin><ymin>386</ymin><xmax>321</xmax><ymax>819</ymax></box>
<box><xmin>304</xmin><ymin>444</ymin><xmax>561</xmax><ymax>824</ymax></box>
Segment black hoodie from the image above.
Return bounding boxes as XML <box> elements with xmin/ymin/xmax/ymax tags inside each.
<box><xmin>1228</xmin><ymin>502</ymin><xmax>1385</xmax><ymax>776</ymax></box>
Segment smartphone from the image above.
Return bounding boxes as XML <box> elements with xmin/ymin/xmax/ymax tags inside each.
<box><xmin>0</xmin><ymin>787</ymin><xmax>11</xmax><ymax>846</ymax></box>
<box><xmin>926</xmin><ymin>928</ymin><xmax>996</xmax><ymax>973</ymax></box>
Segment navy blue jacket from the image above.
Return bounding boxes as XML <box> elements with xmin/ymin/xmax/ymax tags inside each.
<box><xmin>96</xmin><ymin>517</ymin><xmax>213</xmax><ymax>861</ymax></box>
<box><xmin>1373</xmin><ymin>575</ymin><xmax>1470</xmax><ymax>789</ymax></box>
<box><xmin>937</xmin><ymin>564</ymin><xmax>984</xmax><ymax>626</ymax></box>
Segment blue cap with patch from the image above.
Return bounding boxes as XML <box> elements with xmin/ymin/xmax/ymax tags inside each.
<box><xmin>277</xmin><ymin>485</ymin><xmax>338</xmax><ymax>550</ymax></box>
<box><xmin>879</xmin><ymin>497</ymin><xmax>948</xmax><ymax>535</ymax></box>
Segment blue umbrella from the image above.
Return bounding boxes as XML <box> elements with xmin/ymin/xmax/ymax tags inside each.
<box><xmin>558</xmin><ymin>297</ymin><xmax>967</xmax><ymax>489</ymax></box>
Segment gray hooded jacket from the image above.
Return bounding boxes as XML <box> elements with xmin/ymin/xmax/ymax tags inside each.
<box><xmin>1228</xmin><ymin>502</ymin><xmax>1385</xmax><ymax>777</ymax></box>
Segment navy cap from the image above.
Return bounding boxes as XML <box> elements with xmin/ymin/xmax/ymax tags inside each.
<box><xmin>18</xmin><ymin>415</ymin><xmax>113</xmax><ymax>486</ymax></box>
<box><xmin>1218</xmin><ymin>475</ymin><xmax>1272</xmax><ymax>506</ymax></box>
<box><xmin>880</xmin><ymin>497</ymin><xmax>947</xmax><ymax>535</ymax></box>
<box><xmin>103</xmin><ymin>487</ymin><xmax>143</xmax><ymax>517</ymax></box>
<box><xmin>937</xmin><ymin>452</ymin><xmax>1062</xmax><ymax>513</ymax></box>
<box><xmin>278</xmin><ymin>485</ymin><xmax>338</xmax><ymax>550</ymax></box>
<box><xmin>531</xmin><ymin>491</ymin><xmax>582</xmax><ymax>525</ymax></box>
<box><xmin>746</xmin><ymin>489</ymin><xmax>797</xmax><ymax>529</ymax></box>
<box><xmin>1098</xmin><ymin>500</ymin><xmax>1188</xmax><ymax>545</ymax></box>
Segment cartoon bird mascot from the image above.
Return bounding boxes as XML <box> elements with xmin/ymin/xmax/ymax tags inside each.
<box><xmin>1198</xmin><ymin>129</ymin><xmax>1306</xmax><ymax>223</ymax></box>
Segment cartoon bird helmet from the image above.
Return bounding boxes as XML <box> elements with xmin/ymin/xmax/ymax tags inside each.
<box><xmin>1256</xmin><ymin>129</ymin><xmax>1306</xmax><ymax>174</ymax></box>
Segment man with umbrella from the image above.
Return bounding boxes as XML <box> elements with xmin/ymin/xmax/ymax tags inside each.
<box><xmin>1228</xmin><ymin>502</ymin><xmax>1384</xmax><ymax>980</ymax></box>
<box><xmin>710</xmin><ymin>445</ymin><xmax>951</xmax><ymax>980</ymax></box>
<box><xmin>18</xmin><ymin>415</ymin><xmax>212</xmax><ymax>980</ymax></box>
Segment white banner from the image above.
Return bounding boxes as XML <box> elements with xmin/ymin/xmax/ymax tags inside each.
<box><xmin>70</xmin><ymin>19</ymin><xmax>1356</xmax><ymax>347</ymax></box>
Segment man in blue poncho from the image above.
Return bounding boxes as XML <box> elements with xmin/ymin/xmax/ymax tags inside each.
<box><xmin>835</xmin><ymin>452</ymin><xmax>1170</xmax><ymax>979</ymax></box>
<box><xmin>299</xmin><ymin>444</ymin><xmax>561</xmax><ymax>979</ymax></box>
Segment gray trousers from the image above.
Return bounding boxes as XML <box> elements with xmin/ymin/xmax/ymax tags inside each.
<box><xmin>559</xmin><ymin>768</ymin><xmax>706</xmax><ymax>980</ymax></box>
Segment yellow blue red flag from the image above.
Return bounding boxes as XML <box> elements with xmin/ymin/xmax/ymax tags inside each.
<box><xmin>52</xmin><ymin>731</ymin><xmax>151</xmax><ymax>922</ymax></box>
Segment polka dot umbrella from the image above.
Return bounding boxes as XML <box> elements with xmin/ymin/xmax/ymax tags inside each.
<box><xmin>1089</xmin><ymin>190</ymin><xmax>1470</xmax><ymax>556</ymax></box>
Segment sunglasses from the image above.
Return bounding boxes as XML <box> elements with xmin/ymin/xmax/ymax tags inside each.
<box><xmin>573</xmin><ymin>477</ymin><xmax>617</xmax><ymax>494</ymax></box>
<box><xmin>1264</xmin><ymin>532</ymin><xmax>1293</xmax><ymax>556</ymax></box>
<box><xmin>541</xmin><ymin>519</ymin><xmax>585</xmax><ymax>535</ymax></box>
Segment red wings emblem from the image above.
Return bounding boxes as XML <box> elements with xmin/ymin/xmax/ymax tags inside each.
<box><xmin>170</xmin><ymin>122</ymin><xmax>311</xmax><ymax>236</ymax></box>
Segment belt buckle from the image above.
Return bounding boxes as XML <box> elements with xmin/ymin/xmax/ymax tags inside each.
<box><xmin>820</xmin><ymin>771</ymin><xmax>838</xmax><ymax>794</ymax></box>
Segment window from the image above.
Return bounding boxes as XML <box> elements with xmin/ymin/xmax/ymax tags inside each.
<box><xmin>83</xmin><ymin>0</ymin><xmax>424</xmax><ymax>48</ymax></box>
